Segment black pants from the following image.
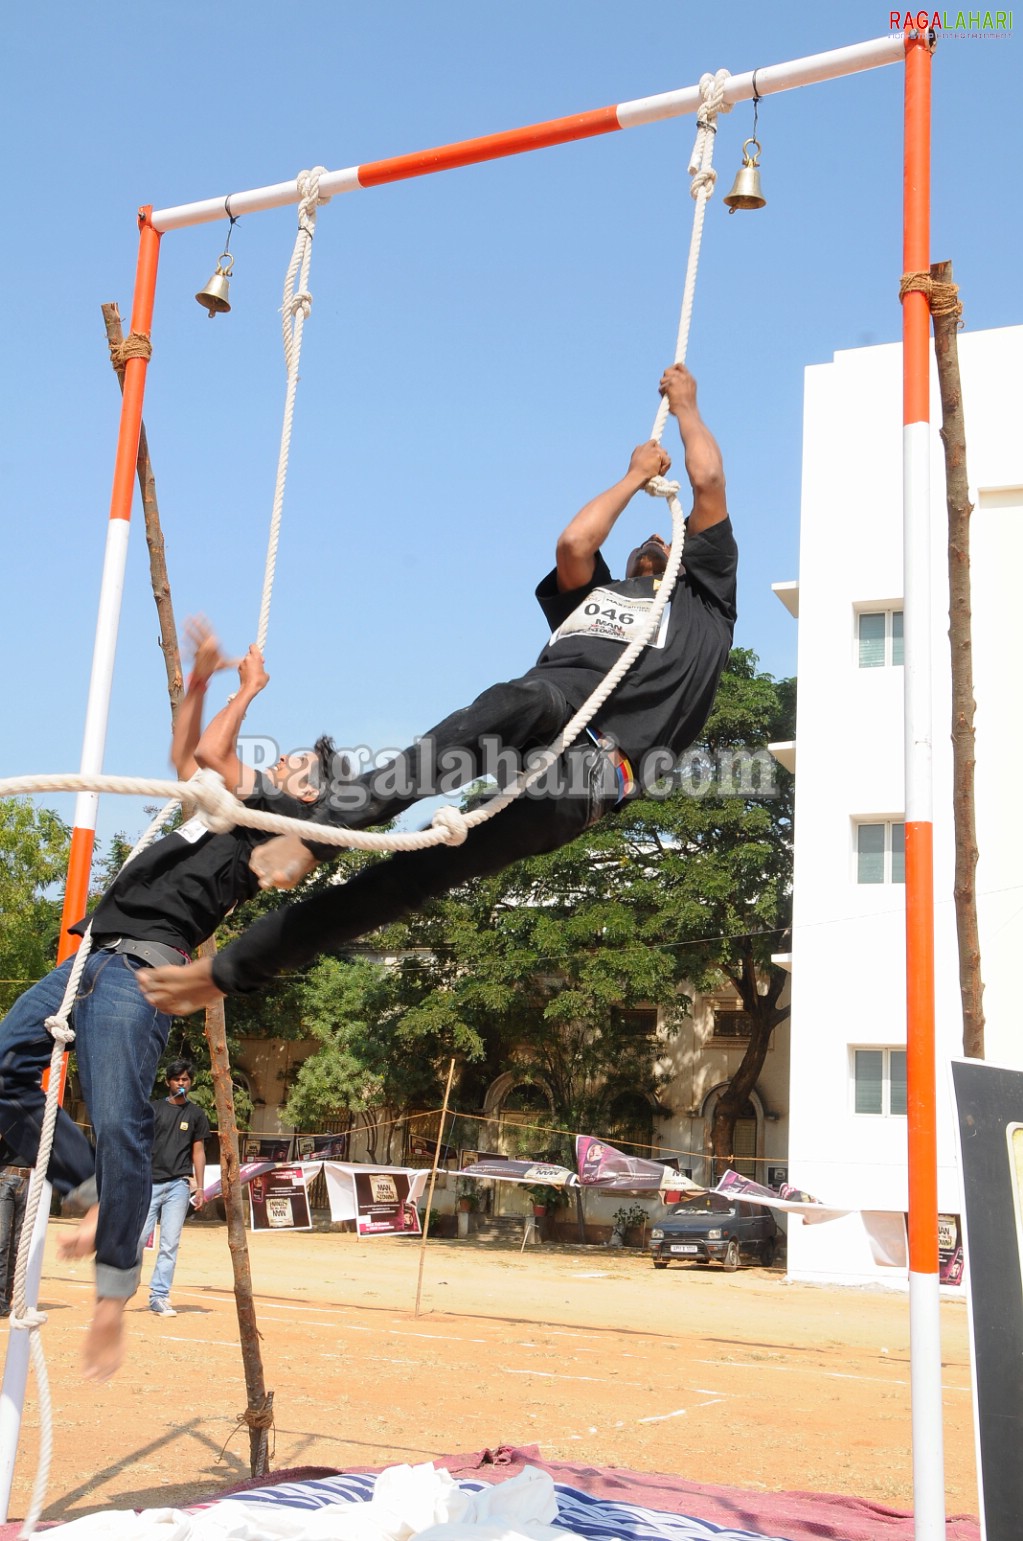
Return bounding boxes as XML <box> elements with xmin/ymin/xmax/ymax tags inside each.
<box><xmin>313</xmin><ymin>674</ymin><xmax>575</xmax><ymax>841</ymax></box>
<box><xmin>216</xmin><ymin>680</ymin><xmax>615</xmax><ymax>994</ymax></box>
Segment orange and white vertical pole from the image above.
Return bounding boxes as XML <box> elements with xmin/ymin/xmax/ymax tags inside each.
<box><xmin>55</xmin><ymin>211</ymin><xmax>161</xmax><ymax>958</ymax></box>
<box><xmin>902</xmin><ymin>30</ymin><xmax>944</xmax><ymax>1541</ymax></box>
<box><xmin>0</xmin><ymin>213</ymin><xmax>162</xmax><ymax>1526</ymax></box>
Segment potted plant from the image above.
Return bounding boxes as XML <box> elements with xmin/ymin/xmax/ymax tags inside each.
<box><xmin>456</xmin><ymin>1178</ymin><xmax>479</xmax><ymax>1213</ymax></box>
<box><xmin>610</xmin><ymin>1203</ymin><xmax>650</xmax><ymax>1248</ymax></box>
<box><xmin>524</xmin><ymin>1183</ymin><xmax>559</xmax><ymax>1217</ymax></box>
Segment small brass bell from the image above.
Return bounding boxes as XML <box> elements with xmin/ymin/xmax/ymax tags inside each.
<box><xmin>723</xmin><ymin>139</ymin><xmax>766</xmax><ymax>214</ymax></box>
<box><xmin>195</xmin><ymin>252</ymin><xmax>234</xmax><ymax>317</ymax></box>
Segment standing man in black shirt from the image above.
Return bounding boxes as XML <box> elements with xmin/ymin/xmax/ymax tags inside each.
<box><xmin>0</xmin><ymin>627</ymin><xmax>335</xmax><ymax>1380</ymax></box>
<box><xmin>142</xmin><ymin>1060</ymin><xmax>210</xmax><ymax>1318</ymax></box>
<box><xmin>140</xmin><ymin>362</ymin><xmax>739</xmax><ymax>1009</ymax></box>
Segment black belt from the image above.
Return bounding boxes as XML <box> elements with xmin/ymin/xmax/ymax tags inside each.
<box><xmin>98</xmin><ymin>938</ymin><xmax>191</xmax><ymax>968</ymax></box>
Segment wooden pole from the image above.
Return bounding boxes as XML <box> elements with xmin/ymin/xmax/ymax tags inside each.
<box><xmin>929</xmin><ymin>261</ymin><xmax>985</xmax><ymax>1060</ymax></box>
<box><xmin>103</xmin><ymin>306</ymin><xmax>272</xmax><ymax>1472</ymax></box>
<box><xmin>100</xmin><ymin>304</ymin><xmax>183</xmax><ymax>716</ymax></box>
<box><xmin>414</xmin><ymin>1059</ymin><xmax>456</xmax><ymax>1318</ymax></box>
<box><xmin>200</xmin><ymin>961</ymin><xmax>273</xmax><ymax>1474</ymax></box>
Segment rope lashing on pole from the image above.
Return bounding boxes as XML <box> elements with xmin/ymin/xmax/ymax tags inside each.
<box><xmin>898</xmin><ymin>270</ymin><xmax>963</xmax><ymax>325</ymax></box>
<box><xmin>107</xmin><ymin>331</ymin><xmax>154</xmax><ymax>370</ymax></box>
<box><xmin>257</xmin><ymin>167</ymin><xmax>332</xmax><ymax>655</ymax></box>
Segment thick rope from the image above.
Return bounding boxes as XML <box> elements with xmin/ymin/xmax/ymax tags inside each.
<box><xmin>256</xmin><ymin>168</ymin><xmax>332</xmax><ymax>654</ymax></box>
<box><xmin>899</xmin><ymin>271</ymin><xmax>963</xmax><ymax>325</ymax></box>
<box><xmin>11</xmin><ymin>799</ymin><xmax>179</xmax><ymax>1536</ymax></box>
<box><xmin>107</xmin><ymin>331</ymin><xmax>153</xmax><ymax>370</ymax></box>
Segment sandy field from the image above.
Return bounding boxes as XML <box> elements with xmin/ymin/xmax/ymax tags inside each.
<box><xmin>1</xmin><ymin>1217</ymin><xmax>978</xmax><ymax>1527</ymax></box>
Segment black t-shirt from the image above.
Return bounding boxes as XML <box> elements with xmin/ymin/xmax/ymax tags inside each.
<box><xmin>151</xmin><ymin>1097</ymin><xmax>210</xmax><ymax>1183</ymax></box>
<box><xmin>74</xmin><ymin>774</ymin><xmax>319</xmax><ymax>954</ymax></box>
<box><xmin>528</xmin><ymin>517</ymin><xmax>738</xmax><ymax>762</ymax></box>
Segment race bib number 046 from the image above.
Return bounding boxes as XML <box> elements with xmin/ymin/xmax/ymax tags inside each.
<box><xmin>550</xmin><ymin>587</ymin><xmax>670</xmax><ymax>650</ymax></box>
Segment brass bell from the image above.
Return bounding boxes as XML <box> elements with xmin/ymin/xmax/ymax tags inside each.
<box><xmin>195</xmin><ymin>252</ymin><xmax>234</xmax><ymax>317</ymax></box>
<box><xmin>723</xmin><ymin>139</ymin><xmax>766</xmax><ymax>214</ymax></box>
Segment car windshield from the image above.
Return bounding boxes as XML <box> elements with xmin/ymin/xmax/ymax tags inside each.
<box><xmin>668</xmin><ymin>1195</ymin><xmax>735</xmax><ymax>1217</ymax></box>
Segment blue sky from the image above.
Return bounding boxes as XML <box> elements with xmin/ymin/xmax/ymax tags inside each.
<box><xmin>1</xmin><ymin>4</ymin><xmax>1018</xmax><ymax>857</ymax></box>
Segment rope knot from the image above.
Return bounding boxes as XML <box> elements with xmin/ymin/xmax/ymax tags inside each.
<box><xmin>689</xmin><ymin>167</ymin><xmax>717</xmax><ymax>200</ymax></box>
<box><xmin>188</xmin><ymin>768</ymin><xmax>240</xmax><ymax>834</ymax></box>
<box><xmin>241</xmin><ymin>1395</ymin><xmax>276</xmax><ymax>1431</ymax></box>
<box><xmin>108</xmin><ymin>332</ymin><xmax>153</xmax><ymax>371</ymax></box>
<box><xmin>10</xmin><ymin>1306</ymin><xmax>47</xmax><ymax>1331</ymax></box>
<box><xmin>297</xmin><ymin>166</ymin><xmax>331</xmax><ymax>213</ymax></box>
<box><xmin>431</xmin><ymin>806</ymin><xmax>469</xmax><ymax>846</ymax></box>
<box><xmin>287</xmin><ymin>290</ymin><xmax>313</xmax><ymax>319</ymax></box>
<box><xmin>43</xmin><ymin>1015</ymin><xmax>75</xmax><ymax>1047</ymax></box>
<box><xmin>698</xmin><ymin>68</ymin><xmax>732</xmax><ymax>119</ymax></box>
<box><xmin>644</xmin><ymin>475</ymin><xmax>682</xmax><ymax>500</ymax></box>
<box><xmin>899</xmin><ymin>271</ymin><xmax>963</xmax><ymax>325</ymax></box>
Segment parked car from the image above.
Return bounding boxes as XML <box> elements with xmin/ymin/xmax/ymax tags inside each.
<box><xmin>649</xmin><ymin>1192</ymin><xmax>779</xmax><ymax>1271</ymax></box>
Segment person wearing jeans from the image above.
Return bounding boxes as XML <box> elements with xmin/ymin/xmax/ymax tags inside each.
<box><xmin>0</xmin><ymin>623</ymin><xmax>334</xmax><ymax>1380</ymax></box>
<box><xmin>142</xmin><ymin>1060</ymin><xmax>209</xmax><ymax>1318</ymax></box>
<box><xmin>0</xmin><ymin>1163</ymin><xmax>31</xmax><ymax>1317</ymax></box>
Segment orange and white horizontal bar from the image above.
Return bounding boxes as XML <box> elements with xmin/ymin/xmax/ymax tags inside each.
<box><xmin>150</xmin><ymin>33</ymin><xmax>905</xmax><ymax>233</ymax></box>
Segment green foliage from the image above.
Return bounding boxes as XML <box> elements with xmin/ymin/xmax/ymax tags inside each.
<box><xmin>156</xmin><ymin>650</ymin><xmax>793</xmax><ymax>1157</ymax></box>
<box><xmin>0</xmin><ymin>800</ymin><xmax>70</xmax><ymax>1011</ymax></box>
<box><xmin>611</xmin><ymin>1203</ymin><xmax>649</xmax><ymax>1232</ymax></box>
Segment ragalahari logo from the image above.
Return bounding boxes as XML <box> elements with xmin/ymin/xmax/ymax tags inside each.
<box><xmin>890</xmin><ymin>8</ymin><xmax>1013</xmax><ymax>31</ymax></box>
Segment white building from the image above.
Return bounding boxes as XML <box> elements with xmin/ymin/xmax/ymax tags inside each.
<box><xmin>779</xmin><ymin>325</ymin><xmax>1023</xmax><ymax>1285</ymax></box>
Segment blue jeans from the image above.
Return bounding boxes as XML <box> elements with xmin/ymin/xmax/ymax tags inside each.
<box><xmin>0</xmin><ymin>953</ymin><xmax>171</xmax><ymax>1298</ymax></box>
<box><xmin>0</xmin><ymin>1170</ymin><xmax>28</xmax><ymax>1312</ymax></box>
<box><xmin>141</xmin><ymin>1178</ymin><xmax>192</xmax><ymax>1303</ymax></box>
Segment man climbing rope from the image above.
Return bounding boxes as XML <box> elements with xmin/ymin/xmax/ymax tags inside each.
<box><xmin>139</xmin><ymin>363</ymin><xmax>738</xmax><ymax>1017</ymax></box>
<box><xmin>0</xmin><ymin>622</ymin><xmax>335</xmax><ymax>1381</ymax></box>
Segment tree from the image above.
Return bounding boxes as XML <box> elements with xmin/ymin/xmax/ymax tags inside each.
<box><xmin>0</xmin><ymin>800</ymin><xmax>70</xmax><ymax>1013</ymax></box>
<box><xmin>607</xmin><ymin>648</ymin><xmax>794</xmax><ymax>1172</ymax></box>
<box><xmin>277</xmin><ymin>650</ymin><xmax>793</xmax><ymax>1177</ymax></box>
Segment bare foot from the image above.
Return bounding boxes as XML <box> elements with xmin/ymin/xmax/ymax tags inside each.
<box><xmin>57</xmin><ymin>1204</ymin><xmax>99</xmax><ymax>1261</ymax></box>
<box><xmin>83</xmin><ymin>1297</ymin><xmax>125</xmax><ymax>1382</ymax></box>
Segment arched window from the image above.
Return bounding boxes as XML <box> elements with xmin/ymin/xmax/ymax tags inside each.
<box><xmin>502</xmin><ymin>1082</ymin><xmax>552</xmax><ymax>1113</ymax></box>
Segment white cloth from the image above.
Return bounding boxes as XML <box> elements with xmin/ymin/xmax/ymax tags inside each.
<box><xmin>42</xmin><ymin>1463</ymin><xmax>584</xmax><ymax>1541</ymax></box>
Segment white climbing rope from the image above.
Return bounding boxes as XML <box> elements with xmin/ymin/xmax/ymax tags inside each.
<box><xmin>10</xmin><ymin>797</ymin><xmax>179</xmax><ymax>1536</ymax></box>
<box><xmin>256</xmin><ymin>167</ymin><xmax>331</xmax><ymax>654</ymax></box>
<box><xmin>456</xmin><ymin>70</ymin><xmax>731</xmax><ymax>825</ymax></box>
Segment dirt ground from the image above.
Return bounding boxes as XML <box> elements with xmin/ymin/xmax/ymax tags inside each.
<box><xmin>2</xmin><ymin>1217</ymin><xmax>978</xmax><ymax>1528</ymax></box>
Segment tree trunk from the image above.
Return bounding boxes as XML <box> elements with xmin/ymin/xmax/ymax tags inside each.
<box><xmin>930</xmin><ymin>261</ymin><xmax>985</xmax><ymax>1059</ymax></box>
<box><xmin>709</xmin><ymin>942</ymin><xmax>788</xmax><ymax>1178</ymax></box>
<box><xmin>103</xmin><ymin>303</ymin><xmax>272</xmax><ymax>1473</ymax></box>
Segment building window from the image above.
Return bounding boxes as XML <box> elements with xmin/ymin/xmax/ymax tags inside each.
<box><xmin>856</xmin><ymin>820</ymin><xmax>905</xmax><ymax>885</ymax></box>
<box><xmin>711</xmin><ymin>1007</ymin><xmax>754</xmax><ymax>1041</ymax></box>
<box><xmin>611</xmin><ymin>1007</ymin><xmax>658</xmax><ymax>1040</ymax></box>
<box><xmin>853</xmin><ymin>1048</ymin><xmax>907</xmax><ymax>1116</ymax></box>
<box><xmin>857</xmin><ymin>609</ymin><xmax>904</xmax><ymax>668</ymax></box>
